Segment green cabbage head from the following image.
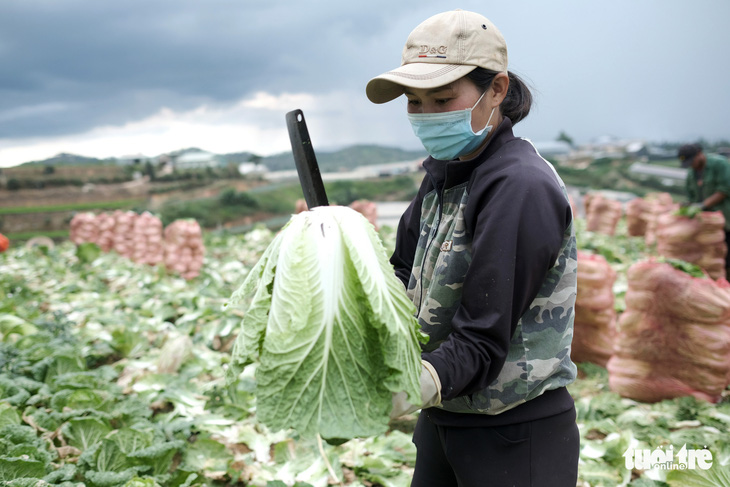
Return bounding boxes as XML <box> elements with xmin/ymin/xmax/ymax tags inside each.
<box><xmin>227</xmin><ymin>206</ymin><xmax>425</xmax><ymax>440</ymax></box>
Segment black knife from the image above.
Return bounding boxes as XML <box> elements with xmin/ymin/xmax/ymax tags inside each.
<box><xmin>285</xmin><ymin>109</ymin><xmax>329</xmax><ymax>209</ymax></box>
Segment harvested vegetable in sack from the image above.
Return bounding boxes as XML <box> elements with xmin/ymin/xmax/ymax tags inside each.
<box><xmin>584</xmin><ymin>192</ymin><xmax>623</xmax><ymax>236</ymax></box>
<box><xmin>607</xmin><ymin>258</ymin><xmax>730</xmax><ymax>403</ymax></box>
<box><xmin>655</xmin><ymin>209</ymin><xmax>727</xmax><ymax>280</ymax></box>
<box><xmin>572</xmin><ymin>251</ymin><xmax>617</xmax><ymax>367</ymax></box>
<box><xmin>643</xmin><ymin>192</ymin><xmax>679</xmax><ymax>246</ymax></box>
<box><xmin>625</xmin><ymin>197</ymin><xmax>649</xmax><ymax>237</ymax></box>
<box><xmin>226</xmin><ymin>206</ymin><xmax>426</xmax><ymax>441</ymax></box>
<box><xmin>164</xmin><ymin>218</ymin><xmax>205</xmax><ymax>279</ymax></box>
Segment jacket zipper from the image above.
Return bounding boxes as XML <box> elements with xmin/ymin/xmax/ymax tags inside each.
<box><xmin>417</xmin><ymin>182</ymin><xmax>445</xmax><ymax>313</ymax></box>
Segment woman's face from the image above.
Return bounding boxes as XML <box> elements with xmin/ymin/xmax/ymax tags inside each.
<box><xmin>403</xmin><ymin>76</ymin><xmax>505</xmax><ymax>135</ymax></box>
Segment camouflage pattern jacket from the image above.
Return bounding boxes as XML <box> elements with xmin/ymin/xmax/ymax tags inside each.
<box><xmin>391</xmin><ymin>118</ymin><xmax>577</xmax><ymax>420</ymax></box>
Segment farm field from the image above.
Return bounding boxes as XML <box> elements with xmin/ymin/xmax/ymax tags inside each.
<box><xmin>1</xmin><ymin>217</ymin><xmax>729</xmax><ymax>486</ymax></box>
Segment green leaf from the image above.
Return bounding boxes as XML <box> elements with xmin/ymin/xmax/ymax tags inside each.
<box><xmin>4</xmin><ymin>444</ymin><xmax>53</xmax><ymax>466</ymax></box>
<box><xmin>3</xmin><ymin>479</ymin><xmax>48</xmax><ymax>487</ymax></box>
<box><xmin>675</xmin><ymin>205</ymin><xmax>703</xmax><ymax>219</ymax></box>
<box><xmin>0</xmin><ymin>377</ymin><xmax>31</xmax><ymax>407</ymax></box>
<box><xmin>126</xmin><ymin>440</ymin><xmax>184</xmax><ymax>476</ymax></box>
<box><xmin>182</xmin><ymin>437</ymin><xmax>232</xmax><ymax>472</ymax></box>
<box><xmin>42</xmin><ymin>463</ymin><xmax>77</xmax><ymax>483</ymax></box>
<box><xmin>0</xmin><ymin>314</ymin><xmax>38</xmax><ymax>343</ymax></box>
<box><xmin>166</xmin><ymin>470</ymin><xmax>200</xmax><ymax>487</ymax></box>
<box><xmin>63</xmin><ymin>417</ymin><xmax>112</xmax><ymax>451</ymax></box>
<box><xmin>666</xmin><ymin>463</ymin><xmax>730</xmax><ymax>486</ymax></box>
<box><xmin>76</xmin><ymin>242</ymin><xmax>102</xmax><ymax>265</ymax></box>
<box><xmin>110</xmin><ymin>326</ymin><xmax>149</xmax><ymax>358</ymax></box>
<box><xmin>95</xmin><ymin>438</ymin><xmax>132</xmax><ymax>473</ymax></box>
<box><xmin>0</xmin><ymin>457</ymin><xmax>47</xmax><ymax>481</ymax></box>
<box><xmin>122</xmin><ymin>477</ymin><xmax>163</xmax><ymax>487</ymax></box>
<box><xmin>656</xmin><ymin>257</ymin><xmax>707</xmax><ymax>278</ymax></box>
<box><xmin>85</xmin><ymin>468</ymin><xmax>139</xmax><ymax>487</ymax></box>
<box><xmin>0</xmin><ymin>403</ymin><xmax>21</xmax><ymax>429</ymax></box>
<box><xmin>44</xmin><ymin>352</ymin><xmax>86</xmax><ymax>383</ymax></box>
<box><xmin>108</xmin><ymin>427</ymin><xmax>154</xmax><ymax>455</ymax></box>
<box><xmin>50</xmin><ymin>388</ymin><xmax>111</xmax><ymax>413</ymax></box>
<box><xmin>0</xmin><ymin>424</ymin><xmax>41</xmax><ymax>448</ymax></box>
<box><xmin>52</xmin><ymin>368</ymin><xmax>119</xmax><ymax>390</ymax></box>
<box><xmin>628</xmin><ymin>478</ymin><xmax>670</xmax><ymax>486</ymax></box>
<box><xmin>22</xmin><ymin>408</ymin><xmax>61</xmax><ymax>434</ymax></box>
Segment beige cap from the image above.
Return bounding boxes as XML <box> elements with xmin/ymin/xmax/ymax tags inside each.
<box><xmin>366</xmin><ymin>9</ymin><xmax>508</xmax><ymax>104</ymax></box>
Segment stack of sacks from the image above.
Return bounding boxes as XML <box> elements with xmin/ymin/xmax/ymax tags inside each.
<box><xmin>112</xmin><ymin>210</ymin><xmax>139</xmax><ymax>259</ymax></box>
<box><xmin>95</xmin><ymin>212</ymin><xmax>116</xmax><ymax>252</ymax></box>
<box><xmin>69</xmin><ymin>211</ymin><xmax>206</xmax><ymax>278</ymax></box>
<box><xmin>582</xmin><ymin>192</ymin><xmax>595</xmax><ymax>218</ymax></box>
<box><xmin>643</xmin><ymin>192</ymin><xmax>678</xmax><ymax>246</ymax></box>
<box><xmin>164</xmin><ymin>219</ymin><xmax>205</xmax><ymax>280</ymax></box>
<box><xmin>625</xmin><ymin>198</ymin><xmax>649</xmax><ymax>237</ymax></box>
<box><xmin>585</xmin><ymin>193</ymin><xmax>623</xmax><ymax>235</ymax></box>
<box><xmin>568</xmin><ymin>194</ymin><xmax>578</xmax><ymax>219</ymax></box>
<box><xmin>655</xmin><ymin>210</ymin><xmax>727</xmax><ymax>279</ymax></box>
<box><xmin>294</xmin><ymin>199</ymin><xmax>309</xmax><ymax>214</ymax></box>
<box><xmin>131</xmin><ymin>212</ymin><xmax>165</xmax><ymax>265</ymax></box>
<box><xmin>70</xmin><ymin>213</ymin><xmax>99</xmax><ymax>245</ymax></box>
<box><xmin>295</xmin><ymin>198</ymin><xmax>379</xmax><ymax>229</ymax></box>
<box><xmin>607</xmin><ymin>259</ymin><xmax>730</xmax><ymax>403</ymax></box>
<box><xmin>348</xmin><ymin>200</ymin><xmax>378</xmax><ymax>229</ymax></box>
<box><xmin>572</xmin><ymin>251</ymin><xmax>617</xmax><ymax>367</ymax></box>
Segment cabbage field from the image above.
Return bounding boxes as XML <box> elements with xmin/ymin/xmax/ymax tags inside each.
<box><xmin>1</xmin><ymin>218</ymin><xmax>730</xmax><ymax>487</ymax></box>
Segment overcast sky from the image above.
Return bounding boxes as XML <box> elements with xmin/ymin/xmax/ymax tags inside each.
<box><xmin>1</xmin><ymin>0</ymin><xmax>728</xmax><ymax>167</ymax></box>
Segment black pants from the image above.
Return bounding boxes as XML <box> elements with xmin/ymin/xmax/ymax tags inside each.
<box><xmin>411</xmin><ymin>406</ymin><xmax>579</xmax><ymax>487</ymax></box>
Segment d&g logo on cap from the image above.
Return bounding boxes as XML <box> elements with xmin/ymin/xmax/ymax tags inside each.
<box><xmin>419</xmin><ymin>45</ymin><xmax>447</xmax><ymax>59</ymax></box>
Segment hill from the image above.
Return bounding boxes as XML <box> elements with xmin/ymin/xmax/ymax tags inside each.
<box><xmin>259</xmin><ymin>144</ymin><xmax>427</xmax><ymax>172</ymax></box>
<box><xmin>11</xmin><ymin>145</ymin><xmax>427</xmax><ymax>172</ymax></box>
<box><xmin>19</xmin><ymin>152</ymin><xmax>118</xmax><ymax>166</ymax></box>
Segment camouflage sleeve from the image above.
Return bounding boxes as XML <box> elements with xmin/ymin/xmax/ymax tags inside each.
<box><xmin>390</xmin><ymin>175</ymin><xmax>431</xmax><ymax>287</ymax></box>
<box><xmin>423</xmin><ymin>164</ymin><xmax>571</xmax><ymax>401</ymax></box>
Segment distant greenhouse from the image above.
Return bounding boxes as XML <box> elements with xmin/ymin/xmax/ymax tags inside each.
<box><xmin>174</xmin><ymin>150</ymin><xmax>220</xmax><ymax>169</ymax></box>
<box><xmin>532</xmin><ymin>140</ymin><xmax>573</xmax><ymax>158</ymax></box>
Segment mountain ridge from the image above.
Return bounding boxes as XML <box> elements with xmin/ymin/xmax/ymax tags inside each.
<box><xmin>14</xmin><ymin>144</ymin><xmax>427</xmax><ymax>172</ymax></box>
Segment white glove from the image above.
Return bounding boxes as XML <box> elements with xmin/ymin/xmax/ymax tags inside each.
<box><xmin>390</xmin><ymin>360</ymin><xmax>442</xmax><ymax>419</ymax></box>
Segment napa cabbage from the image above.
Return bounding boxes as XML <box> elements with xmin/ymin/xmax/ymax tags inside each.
<box><xmin>226</xmin><ymin>206</ymin><xmax>425</xmax><ymax>440</ymax></box>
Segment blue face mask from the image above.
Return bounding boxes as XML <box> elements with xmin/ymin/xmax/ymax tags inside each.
<box><xmin>407</xmin><ymin>92</ymin><xmax>496</xmax><ymax>161</ymax></box>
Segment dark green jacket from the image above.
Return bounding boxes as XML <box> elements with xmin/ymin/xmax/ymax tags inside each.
<box><xmin>686</xmin><ymin>154</ymin><xmax>730</xmax><ymax>230</ymax></box>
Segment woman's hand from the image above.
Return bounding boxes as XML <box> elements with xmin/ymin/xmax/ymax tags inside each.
<box><xmin>390</xmin><ymin>360</ymin><xmax>442</xmax><ymax>419</ymax></box>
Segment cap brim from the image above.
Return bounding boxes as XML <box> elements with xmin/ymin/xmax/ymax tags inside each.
<box><xmin>366</xmin><ymin>63</ymin><xmax>477</xmax><ymax>104</ymax></box>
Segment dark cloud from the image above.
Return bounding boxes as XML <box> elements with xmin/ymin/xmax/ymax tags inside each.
<box><xmin>1</xmin><ymin>0</ymin><xmax>729</xmax><ymax>148</ymax></box>
<box><xmin>0</xmin><ymin>0</ymin><xmax>402</xmax><ymax>138</ymax></box>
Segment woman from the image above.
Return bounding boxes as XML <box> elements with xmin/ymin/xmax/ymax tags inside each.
<box><xmin>366</xmin><ymin>10</ymin><xmax>580</xmax><ymax>487</ymax></box>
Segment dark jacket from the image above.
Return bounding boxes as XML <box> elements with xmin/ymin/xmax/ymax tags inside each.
<box><xmin>391</xmin><ymin>117</ymin><xmax>577</xmax><ymax>426</ymax></box>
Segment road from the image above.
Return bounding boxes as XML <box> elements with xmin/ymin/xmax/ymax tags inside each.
<box><xmin>376</xmin><ymin>185</ymin><xmax>586</xmax><ymax>229</ymax></box>
<box><xmin>376</xmin><ymin>201</ymin><xmax>411</xmax><ymax>229</ymax></box>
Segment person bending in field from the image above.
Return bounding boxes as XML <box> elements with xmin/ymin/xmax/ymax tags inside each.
<box><xmin>678</xmin><ymin>142</ymin><xmax>730</xmax><ymax>273</ymax></box>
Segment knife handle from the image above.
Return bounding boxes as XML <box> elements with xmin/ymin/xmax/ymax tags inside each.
<box><xmin>286</xmin><ymin>109</ymin><xmax>329</xmax><ymax>209</ymax></box>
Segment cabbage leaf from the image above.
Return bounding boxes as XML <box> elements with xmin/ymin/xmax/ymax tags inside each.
<box><xmin>227</xmin><ymin>206</ymin><xmax>425</xmax><ymax>440</ymax></box>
